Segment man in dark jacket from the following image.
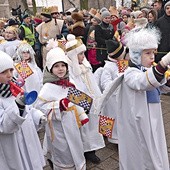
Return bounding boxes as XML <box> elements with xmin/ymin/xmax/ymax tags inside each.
<box><xmin>95</xmin><ymin>10</ymin><xmax>115</xmax><ymax>68</ymax></box>
<box><xmin>155</xmin><ymin>1</ymin><xmax>170</xmax><ymax>63</ymax></box>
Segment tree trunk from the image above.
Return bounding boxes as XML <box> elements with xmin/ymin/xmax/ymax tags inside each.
<box><xmin>80</xmin><ymin>0</ymin><xmax>88</xmax><ymax>10</ymax></box>
<box><xmin>32</xmin><ymin>0</ymin><xmax>37</xmax><ymax>15</ymax></box>
<box><xmin>97</xmin><ymin>0</ymin><xmax>100</xmax><ymax>9</ymax></box>
<box><xmin>21</xmin><ymin>0</ymin><xmax>29</xmax><ymax>10</ymax></box>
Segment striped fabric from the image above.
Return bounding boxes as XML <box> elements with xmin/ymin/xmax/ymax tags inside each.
<box><xmin>0</xmin><ymin>83</ymin><xmax>12</xmax><ymax>98</ymax></box>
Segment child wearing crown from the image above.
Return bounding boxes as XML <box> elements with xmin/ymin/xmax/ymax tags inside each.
<box><xmin>65</xmin><ymin>34</ymin><xmax>105</xmax><ymax>164</ymax></box>
<box><xmin>13</xmin><ymin>41</ymin><xmax>43</xmax><ymax>93</ymax></box>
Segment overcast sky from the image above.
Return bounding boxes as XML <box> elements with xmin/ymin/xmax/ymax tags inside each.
<box><xmin>35</xmin><ymin>0</ymin><xmax>63</xmax><ymax>11</ymax></box>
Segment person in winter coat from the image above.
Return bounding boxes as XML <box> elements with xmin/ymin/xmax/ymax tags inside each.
<box><xmin>95</xmin><ymin>10</ymin><xmax>114</xmax><ymax>68</ymax></box>
<box><xmin>155</xmin><ymin>1</ymin><xmax>170</xmax><ymax>63</ymax></box>
<box><xmin>101</xmin><ymin>28</ymin><xmax>170</xmax><ymax>170</ymax></box>
<box><xmin>65</xmin><ymin>34</ymin><xmax>105</xmax><ymax>164</ymax></box>
<box><xmin>35</xmin><ymin>45</ymin><xmax>87</xmax><ymax>170</ymax></box>
<box><xmin>0</xmin><ymin>50</ymin><xmax>46</xmax><ymax>170</ymax></box>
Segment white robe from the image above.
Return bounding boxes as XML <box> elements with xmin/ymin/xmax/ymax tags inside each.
<box><xmin>0</xmin><ymin>39</ymin><xmax>21</xmax><ymax>57</ymax></box>
<box><xmin>13</xmin><ymin>62</ymin><xmax>43</xmax><ymax>93</ymax></box>
<box><xmin>100</xmin><ymin>60</ymin><xmax>121</xmax><ymax>144</ymax></box>
<box><xmin>69</xmin><ymin>64</ymin><xmax>105</xmax><ymax>152</ymax></box>
<box><xmin>100</xmin><ymin>67</ymin><xmax>170</xmax><ymax>170</ymax></box>
<box><xmin>0</xmin><ymin>96</ymin><xmax>46</xmax><ymax>170</ymax></box>
<box><xmin>35</xmin><ymin>83</ymin><xmax>86</xmax><ymax>170</ymax></box>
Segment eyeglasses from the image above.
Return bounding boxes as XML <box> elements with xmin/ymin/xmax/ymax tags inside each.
<box><xmin>51</xmin><ymin>12</ymin><xmax>59</xmax><ymax>15</ymax></box>
<box><xmin>5</xmin><ymin>31</ymin><xmax>14</xmax><ymax>34</ymax></box>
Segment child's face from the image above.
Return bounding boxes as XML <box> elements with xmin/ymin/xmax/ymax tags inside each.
<box><xmin>141</xmin><ymin>49</ymin><xmax>155</xmax><ymax>68</ymax></box>
<box><xmin>0</xmin><ymin>68</ymin><xmax>13</xmax><ymax>84</ymax></box>
<box><xmin>77</xmin><ymin>51</ymin><xmax>85</xmax><ymax>64</ymax></box>
<box><xmin>22</xmin><ymin>51</ymin><xmax>31</xmax><ymax>62</ymax></box>
<box><xmin>52</xmin><ymin>62</ymin><xmax>67</xmax><ymax>78</ymax></box>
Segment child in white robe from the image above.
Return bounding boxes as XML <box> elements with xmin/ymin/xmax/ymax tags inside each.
<box><xmin>35</xmin><ymin>46</ymin><xmax>87</xmax><ymax>170</ymax></box>
<box><xmin>99</xmin><ymin>39</ymin><xmax>128</xmax><ymax>144</ymax></box>
<box><xmin>65</xmin><ymin>34</ymin><xmax>105</xmax><ymax>164</ymax></box>
<box><xmin>101</xmin><ymin>28</ymin><xmax>170</xmax><ymax>170</ymax></box>
<box><xmin>13</xmin><ymin>42</ymin><xmax>43</xmax><ymax>93</ymax></box>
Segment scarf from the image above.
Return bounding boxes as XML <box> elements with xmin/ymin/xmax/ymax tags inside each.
<box><xmin>43</xmin><ymin>67</ymin><xmax>69</xmax><ymax>85</ymax></box>
<box><xmin>0</xmin><ymin>83</ymin><xmax>12</xmax><ymax>98</ymax></box>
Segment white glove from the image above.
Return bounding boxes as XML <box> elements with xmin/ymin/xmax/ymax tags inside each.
<box><xmin>15</xmin><ymin>93</ymin><xmax>25</xmax><ymax>106</ymax></box>
<box><xmin>161</xmin><ymin>52</ymin><xmax>170</xmax><ymax>67</ymax></box>
<box><xmin>39</xmin><ymin>115</ymin><xmax>47</xmax><ymax>127</ymax></box>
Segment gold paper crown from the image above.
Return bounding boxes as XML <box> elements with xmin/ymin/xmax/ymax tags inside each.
<box><xmin>50</xmin><ymin>6</ymin><xmax>58</xmax><ymax>14</ymax></box>
<box><xmin>66</xmin><ymin>37</ymin><xmax>83</xmax><ymax>52</ymax></box>
<box><xmin>41</xmin><ymin>7</ymin><xmax>51</xmax><ymax>15</ymax></box>
<box><xmin>89</xmin><ymin>8</ymin><xmax>97</xmax><ymax>16</ymax></box>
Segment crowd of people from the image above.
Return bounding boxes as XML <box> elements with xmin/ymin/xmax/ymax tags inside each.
<box><xmin>0</xmin><ymin>0</ymin><xmax>170</xmax><ymax>169</ymax></box>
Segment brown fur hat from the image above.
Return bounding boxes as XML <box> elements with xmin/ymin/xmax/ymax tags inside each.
<box><xmin>71</xmin><ymin>12</ymin><xmax>84</xmax><ymax>21</ymax></box>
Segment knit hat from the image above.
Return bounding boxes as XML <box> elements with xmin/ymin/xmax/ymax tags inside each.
<box><xmin>66</xmin><ymin>34</ymin><xmax>86</xmax><ymax>57</ymax></box>
<box><xmin>125</xmin><ymin>28</ymin><xmax>160</xmax><ymax>65</ymax></box>
<box><xmin>130</xmin><ymin>10</ymin><xmax>143</xmax><ymax>19</ymax></box>
<box><xmin>46</xmin><ymin>47</ymin><xmax>68</xmax><ymax>72</ymax></box>
<box><xmin>134</xmin><ymin>18</ymin><xmax>148</xmax><ymax>28</ymax></box>
<box><xmin>101</xmin><ymin>10</ymin><xmax>111</xmax><ymax>19</ymax></box>
<box><xmin>0</xmin><ymin>51</ymin><xmax>14</xmax><ymax>73</ymax></box>
<box><xmin>22</xmin><ymin>12</ymin><xmax>30</xmax><ymax>19</ymax></box>
<box><xmin>106</xmin><ymin>39</ymin><xmax>124</xmax><ymax>59</ymax></box>
<box><xmin>100</xmin><ymin>7</ymin><xmax>108</xmax><ymax>14</ymax></box>
<box><xmin>41</xmin><ymin>7</ymin><xmax>51</xmax><ymax>18</ymax></box>
<box><xmin>164</xmin><ymin>1</ymin><xmax>170</xmax><ymax>10</ymax></box>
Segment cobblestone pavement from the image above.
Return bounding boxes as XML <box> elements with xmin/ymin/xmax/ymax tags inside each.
<box><xmin>40</xmin><ymin>94</ymin><xmax>170</xmax><ymax>170</ymax></box>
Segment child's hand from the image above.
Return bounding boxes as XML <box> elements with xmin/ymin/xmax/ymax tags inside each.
<box><xmin>39</xmin><ymin>115</ymin><xmax>47</xmax><ymax>127</ymax></box>
<box><xmin>59</xmin><ymin>98</ymin><xmax>70</xmax><ymax>112</ymax></box>
<box><xmin>15</xmin><ymin>93</ymin><xmax>25</xmax><ymax>106</ymax></box>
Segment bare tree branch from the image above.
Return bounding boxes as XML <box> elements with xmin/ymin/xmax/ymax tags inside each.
<box><xmin>67</xmin><ymin>0</ymin><xmax>76</xmax><ymax>7</ymax></box>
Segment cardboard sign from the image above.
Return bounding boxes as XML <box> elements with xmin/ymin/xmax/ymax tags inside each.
<box><xmin>15</xmin><ymin>61</ymin><xmax>33</xmax><ymax>79</ymax></box>
<box><xmin>99</xmin><ymin>115</ymin><xmax>115</xmax><ymax>138</ymax></box>
<box><xmin>67</xmin><ymin>87</ymin><xmax>93</xmax><ymax>111</ymax></box>
<box><xmin>117</xmin><ymin>59</ymin><xmax>128</xmax><ymax>73</ymax></box>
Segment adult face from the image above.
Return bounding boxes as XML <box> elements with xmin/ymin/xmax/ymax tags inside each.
<box><xmin>4</xmin><ymin>30</ymin><xmax>16</xmax><ymax>40</ymax></box>
<box><xmin>103</xmin><ymin>16</ymin><xmax>111</xmax><ymax>24</ymax></box>
<box><xmin>165</xmin><ymin>5</ymin><xmax>170</xmax><ymax>16</ymax></box>
<box><xmin>148</xmin><ymin>12</ymin><xmax>154</xmax><ymax>23</ymax></box>
<box><xmin>153</xmin><ymin>2</ymin><xmax>162</xmax><ymax>11</ymax></box>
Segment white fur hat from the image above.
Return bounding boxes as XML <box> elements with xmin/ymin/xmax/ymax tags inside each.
<box><xmin>0</xmin><ymin>50</ymin><xmax>14</xmax><ymax>73</ymax></box>
<box><xmin>125</xmin><ymin>28</ymin><xmax>160</xmax><ymax>65</ymax></box>
<box><xmin>46</xmin><ymin>47</ymin><xmax>68</xmax><ymax>71</ymax></box>
<box><xmin>65</xmin><ymin>34</ymin><xmax>86</xmax><ymax>58</ymax></box>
